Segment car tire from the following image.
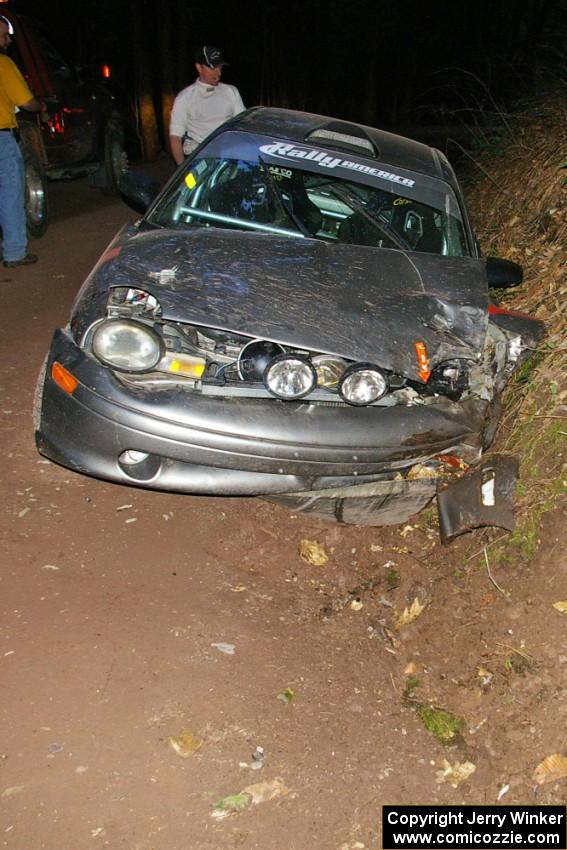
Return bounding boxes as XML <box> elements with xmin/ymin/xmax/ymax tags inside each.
<box><xmin>22</xmin><ymin>145</ymin><xmax>49</xmax><ymax>238</ymax></box>
<box><xmin>99</xmin><ymin>124</ymin><xmax>128</xmax><ymax>195</ymax></box>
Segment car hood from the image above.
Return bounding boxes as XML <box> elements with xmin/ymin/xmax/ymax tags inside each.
<box><xmin>88</xmin><ymin>226</ymin><xmax>489</xmax><ymax>382</ymax></box>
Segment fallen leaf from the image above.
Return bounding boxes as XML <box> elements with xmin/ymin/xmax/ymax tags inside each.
<box><xmin>242</xmin><ymin>777</ymin><xmax>290</xmax><ymax>805</ymax></box>
<box><xmin>396</xmin><ymin>597</ymin><xmax>427</xmax><ymax>628</ymax></box>
<box><xmin>406</xmin><ymin>463</ymin><xmax>438</xmax><ymax>480</ymax></box>
<box><xmin>1</xmin><ymin>786</ymin><xmax>25</xmax><ymax>798</ymax></box>
<box><xmin>533</xmin><ymin>753</ymin><xmax>567</xmax><ymax>785</ymax></box>
<box><xmin>211</xmin><ymin>642</ymin><xmax>235</xmax><ymax>655</ymax></box>
<box><xmin>552</xmin><ymin>601</ymin><xmax>567</xmax><ymax>615</ymax></box>
<box><xmin>277</xmin><ymin>687</ymin><xmax>294</xmax><ymax>703</ymax></box>
<box><xmin>404</xmin><ymin>661</ymin><xmax>417</xmax><ymax>675</ymax></box>
<box><xmin>298</xmin><ymin>539</ymin><xmax>328</xmax><ymax>566</ymax></box>
<box><xmin>436</xmin><ymin>759</ymin><xmax>476</xmax><ymax>788</ymax></box>
<box><xmin>167</xmin><ymin>730</ymin><xmax>203</xmax><ymax>758</ymax></box>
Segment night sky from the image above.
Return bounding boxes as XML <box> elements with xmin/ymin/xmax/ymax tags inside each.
<box><xmin>16</xmin><ymin>0</ymin><xmax>567</xmax><ymax>155</ymax></box>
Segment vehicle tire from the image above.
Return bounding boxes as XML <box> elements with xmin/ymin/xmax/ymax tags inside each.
<box><xmin>22</xmin><ymin>145</ymin><xmax>49</xmax><ymax>238</ymax></box>
<box><xmin>266</xmin><ymin>480</ymin><xmax>436</xmax><ymax>527</ymax></box>
<box><xmin>99</xmin><ymin>124</ymin><xmax>128</xmax><ymax>195</ymax></box>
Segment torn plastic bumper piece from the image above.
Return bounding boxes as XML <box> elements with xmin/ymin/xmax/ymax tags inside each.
<box><xmin>437</xmin><ymin>453</ymin><xmax>519</xmax><ymax>543</ymax></box>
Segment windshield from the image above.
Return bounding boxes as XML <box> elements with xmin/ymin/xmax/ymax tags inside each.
<box><xmin>150</xmin><ymin>134</ymin><xmax>469</xmax><ymax>257</ymax></box>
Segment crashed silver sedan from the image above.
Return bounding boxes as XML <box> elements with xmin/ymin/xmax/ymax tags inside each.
<box><xmin>35</xmin><ymin>107</ymin><xmax>544</xmax><ymax>539</ymax></box>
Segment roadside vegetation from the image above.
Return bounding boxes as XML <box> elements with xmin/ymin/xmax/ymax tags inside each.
<box><xmin>464</xmin><ymin>89</ymin><xmax>566</xmax><ymax>565</ymax></box>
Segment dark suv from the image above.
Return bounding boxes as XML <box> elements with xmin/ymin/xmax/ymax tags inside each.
<box><xmin>2</xmin><ymin>6</ymin><xmax>127</xmax><ymax>236</ymax></box>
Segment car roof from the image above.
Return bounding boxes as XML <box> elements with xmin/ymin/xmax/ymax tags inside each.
<box><xmin>222</xmin><ymin>106</ymin><xmax>459</xmax><ymax>188</ymax></box>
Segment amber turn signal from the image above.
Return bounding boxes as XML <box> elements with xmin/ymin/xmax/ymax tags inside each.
<box><xmin>51</xmin><ymin>362</ymin><xmax>79</xmax><ymax>394</ymax></box>
<box><xmin>414</xmin><ymin>341</ymin><xmax>431</xmax><ymax>381</ymax></box>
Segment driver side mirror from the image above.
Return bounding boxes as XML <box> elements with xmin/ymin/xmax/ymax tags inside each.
<box><xmin>118</xmin><ymin>170</ymin><xmax>161</xmax><ymax>214</ymax></box>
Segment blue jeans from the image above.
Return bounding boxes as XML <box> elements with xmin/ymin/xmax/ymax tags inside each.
<box><xmin>0</xmin><ymin>132</ymin><xmax>28</xmax><ymax>262</ymax></box>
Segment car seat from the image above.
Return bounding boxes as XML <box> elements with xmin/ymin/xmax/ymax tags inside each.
<box><xmin>414</xmin><ymin>219</ymin><xmax>444</xmax><ymax>254</ymax></box>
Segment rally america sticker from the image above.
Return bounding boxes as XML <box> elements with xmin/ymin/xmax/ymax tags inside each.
<box><xmin>259</xmin><ymin>142</ymin><xmax>416</xmax><ymax>188</ymax></box>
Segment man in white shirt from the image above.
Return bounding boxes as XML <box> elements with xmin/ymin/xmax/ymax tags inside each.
<box><xmin>169</xmin><ymin>45</ymin><xmax>245</xmax><ymax>166</ymax></box>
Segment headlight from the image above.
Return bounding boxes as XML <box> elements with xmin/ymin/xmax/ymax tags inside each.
<box><xmin>311</xmin><ymin>354</ymin><xmax>347</xmax><ymax>388</ymax></box>
<box><xmin>264</xmin><ymin>354</ymin><xmax>317</xmax><ymax>399</ymax></box>
<box><xmin>91</xmin><ymin>319</ymin><xmax>163</xmax><ymax>372</ymax></box>
<box><xmin>339</xmin><ymin>363</ymin><xmax>388</xmax><ymax>405</ymax></box>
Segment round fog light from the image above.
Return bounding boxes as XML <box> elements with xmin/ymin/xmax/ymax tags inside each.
<box><xmin>264</xmin><ymin>354</ymin><xmax>317</xmax><ymax>400</ymax></box>
<box><xmin>339</xmin><ymin>363</ymin><xmax>388</xmax><ymax>405</ymax></box>
<box><xmin>119</xmin><ymin>450</ymin><xmax>149</xmax><ymax>465</ymax></box>
<box><xmin>118</xmin><ymin>450</ymin><xmax>161</xmax><ymax>482</ymax></box>
<box><xmin>311</xmin><ymin>354</ymin><xmax>346</xmax><ymax>388</ymax></box>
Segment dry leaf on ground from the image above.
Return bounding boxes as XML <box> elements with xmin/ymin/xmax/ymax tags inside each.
<box><xmin>533</xmin><ymin>753</ymin><xmax>567</xmax><ymax>785</ymax></box>
<box><xmin>167</xmin><ymin>730</ymin><xmax>203</xmax><ymax>758</ymax></box>
<box><xmin>242</xmin><ymin>777</ymin><xmax>290</xmax><ymax>804</ymax></box>
<box><xmin>396</xmin><ymin>597</ymin><xmax>427</xmax><ymax>628</ymax></box>
<box><xmin>552</xmin><ymin>601</ymin><xmax>567</xmax><ymax>615</ymax></box>
<box><xmin>298</xmin><ymin>539</ymin><xmax>328</xmax><ymax>566</ymax></box>
<box><xmin>436</xmin><ymin>759</ymin><xmax>476</xmax><ymax>788</ymax></box>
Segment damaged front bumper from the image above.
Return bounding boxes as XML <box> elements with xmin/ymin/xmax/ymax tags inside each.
<box><xmin>437</xmin><ymin>453</ymin><xmax>518</xmax><ymax>542</ymax></box>
<box><xmin>35</xmin><ymin>329</ymin><xmax>519</xmax><ymax>538</ymax></box>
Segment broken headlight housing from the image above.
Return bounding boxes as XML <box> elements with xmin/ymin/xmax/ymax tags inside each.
<box><xmin>426</xmin><ymin>359</ymin><xmax>470</xmax><ymax>400</ymax></box>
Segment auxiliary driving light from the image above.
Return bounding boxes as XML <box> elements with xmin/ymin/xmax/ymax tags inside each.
<box><xmin>264</xmin><ymin>354</ymin><xmax>317</xmax><ymax>400</ymax></box>
<box><xmin>311</xmin><ymin>354</ymin><xmax>346</xmax><ymax>388</ymax></box>
<box><xmin>338</xmin><ymin>363</ymin><xmax>388</xmax><ymax>405</ymax></box>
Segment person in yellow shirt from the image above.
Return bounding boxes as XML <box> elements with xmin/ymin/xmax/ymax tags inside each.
<box><xmin>0</xmin><ymin>15</ymin><xmax>44</xmax><ymax>266</ymax></box>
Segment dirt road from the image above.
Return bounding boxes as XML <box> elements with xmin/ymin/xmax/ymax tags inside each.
<box><xmin>1</xmin><ymin>170</ymin><xmax>565</xmax><ymax>850</ymax></box>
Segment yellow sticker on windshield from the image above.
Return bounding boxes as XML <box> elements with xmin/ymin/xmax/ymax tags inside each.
<box><xmin>184</xmin><ymin>172</ymin><xmax>197</xmax><ymax>189</ymax></box>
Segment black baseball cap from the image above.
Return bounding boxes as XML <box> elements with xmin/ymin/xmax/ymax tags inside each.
<box><xmin>195</xmin><ymin>46</ymin><xmax>227</xmax><ymax>68</ymax></box>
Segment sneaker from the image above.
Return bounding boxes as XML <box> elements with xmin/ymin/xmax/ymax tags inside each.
<box><xmin>3</xmin><ymin>253</ymin><xmax>38</xmax><ymax>268</ymax></box>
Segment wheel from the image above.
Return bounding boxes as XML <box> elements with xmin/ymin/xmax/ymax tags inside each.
<box><xmin>22</xmin><ymin>145</ymin><xmax>49</xmax><ymax>238</ymax></box>
<box><xmin>98</xmin><ymin>124</ymin><xmax>128</xmax><ymax>195</ymax></box>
